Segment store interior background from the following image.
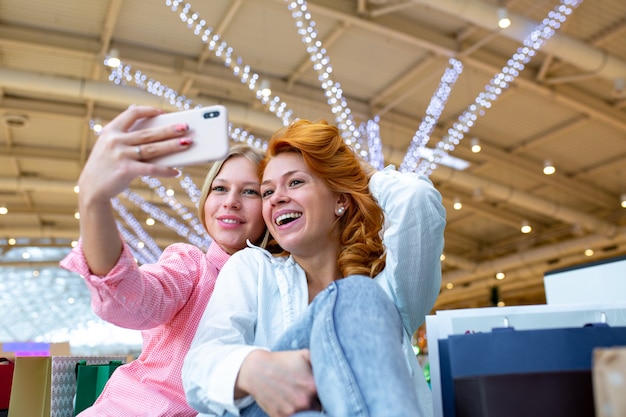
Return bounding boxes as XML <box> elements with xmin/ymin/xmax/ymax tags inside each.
<box><xmin>0</xmin><ymin>0</ymin><xmax>625</xmax><ymax>356</ymax></box>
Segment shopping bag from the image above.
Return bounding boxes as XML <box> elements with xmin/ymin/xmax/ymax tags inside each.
<box><xmin>439</xmin><ymin>324</ymin><xmax>626</xmax><ymax>417</ymax></box>
<box><xmin>73</xmin><ymin>360</ymin><xmax>123</xmax><ymax>416</ymax></box>
<box><xmin>7</xmin><ymin>356</ymin><xmax>51</xmax><ymax>417</ymax></box>
<box><xmin>593</xmin><ymin>347</ymin><xmax>626</xmax><ymax>417</ymax></box>
<box><xmin>0</xmin><ymin>358</ymin><xmax>15</xmax><ymax>415</ymax></box>
<box><xmin>6</xmin><ymin>355</ymin><xmax>126</xmax><ymax>417</ymax></box>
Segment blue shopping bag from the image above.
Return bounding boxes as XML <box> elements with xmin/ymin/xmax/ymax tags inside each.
<box><xmin>439</xmin><ymin>324</ymin><xmax>626</xmax><ymax>417</ymax></box>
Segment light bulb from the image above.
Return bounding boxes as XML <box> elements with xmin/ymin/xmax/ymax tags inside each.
<box><xmin>470</xmin><ymin>137</ymin><xmax>481</xmax><ymax>153</ymax></box>
<box><xmin>453</xmin><ymin>196</ymin><xmax>462</xmax><ymax>210</ymax></box>
<box><xmin>0</xmin><ymin>205</ymin><xmax>7</xmax><ymax>215</ymax></box>
<box><xmin>91</xmin><ymin>118</ymin><xmax>104</xmax><ymax>134</ymax></box>
<box><xmin>621</xmin><ymin>193</ymin><xmax>626</xmax><ymax>208</ymax></box>
<box><xmin>520</xmin><ymin>220</ymin><xmax>532</xmax><ymax>234</ymax></box>
<box><xmin>259</xmin><ymin>79</ymin><xmax>271</xmax><ymax>97</ymax></box>
<box><xmin>543</xmin><ymin>160</ymin><xmax>556</xmax><ymax>175</ymax></box>
<box><xmin>498</xmin><ymin>7</ymin><xmax>511</xmax><ymax>29</ymax></box>
<box><xmin>495</xmin><ymin>272</ymin><xmax>505</xmax><ymax>280</ymax></box>
<box><xmin>105</xmin><ymin>49</ymin><xmax>121</xmax><ymax>68</ymax></box>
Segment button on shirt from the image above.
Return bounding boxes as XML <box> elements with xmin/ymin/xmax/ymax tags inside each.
<box><xmin>60</xmin><ymin>240</ymin><xmax>230</xmax><ymax>417</ymax></box>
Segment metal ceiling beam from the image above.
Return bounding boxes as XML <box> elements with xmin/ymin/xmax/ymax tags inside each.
<box><xmin>301</xmin><ymin>0</ymin><xmax>626</xmax><ymax>134</ymax></box>
<box><xmin>430</xmin><ymin>164</ymin><xmax>618</xmax><ymax>237</ymax></box>
<box><xmin>442</xmin><ymin>225</ymin><xmax>626</xmax><ymax>286</ymax></box>
<box><xmin>410</xmin><ymin>0</ymin><xmax>626</xmax><ymax>82</ymax></box>
<box><xmin>0</xmin><ymin>68</ymin><xmax>283</xmax><ymax>134</ymax></box>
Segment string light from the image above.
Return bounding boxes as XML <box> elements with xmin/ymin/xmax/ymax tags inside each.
<box><xmin>140</xmin><ymin>176</ymin><xmax>210</xmax><ymax>245</ymax></box>
<box><xmin>417</xmin><ymin>0</ymin><xmax>582</xmax><ymax>177</ymax></box>
<box><xmin>520</xmin><ymin>220</ymin><xmax>532</xmax><ymax>234</ymax></box>
<box><xmin>620</xmin><ymin>193</ymin><xmax>626</xmax><ymax>208</ymax></box>
<box><xmin>0</xmin><ymin>205</ymin><xmax>7</xmax><ymax>215</ymax></box>
<box><xmin>453</xmin><ymin>196</ymin><xmax>463</xmax><ymax>210</ymax></box>
<box><xmin>285</xmin><ymin>0</ymin><xmax>369</xmax><ymax>157</ymax></box>
<box><xmin>400</xmin><ymin>58</ymin><xmax>464</xmax><ymax>173</ymax></box>
<box><xmin>121</xmin><ymin>188</ymin><xmax>210</xmax><ymax>251</ymax></box>
<box><xmin>164</xmin><ymin>0</ymin><xmax>294</xmax><ymax>127</ymax></box>
<box><xmin>98</xmin><ymin>0</ymin><xmax>583</xmax><ymax>262</ymax></box>
<box><xmin>115</xmin><ymin>221</ymin><xmax>156</xmax><ymax>265</ymax></box>
<box><xmin>361</xmin><ymin>117</ymin><xmax>384</xmax><ymax>170</ymax></box>
<box><xmin>111</xmin><ymin>198</ymin><xmax>162</xmax><ymax>262</ymax></box>
<box><xmin>495</xmin><ymin>272</ymin><xmax>506</xmax><ymax>280</ymax></box>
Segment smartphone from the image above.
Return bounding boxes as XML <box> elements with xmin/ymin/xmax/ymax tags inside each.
<box><xmin>129</xmin><ymin>105</ymin><xmax>230</xmax><ymax>167</ymax></box>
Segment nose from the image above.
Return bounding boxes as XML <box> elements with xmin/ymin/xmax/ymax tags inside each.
<box><xmin>223</xmin><ymin>192</ymin><xmax>241</xmax><ymax>209</ymax></box>
<box><xmin>269</xmin><ymin>186</ymin><xmax>289</xmax><ymax>205</ymax></box>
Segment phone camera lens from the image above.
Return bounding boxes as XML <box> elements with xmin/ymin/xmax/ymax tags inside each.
<box><xmin>204</xmin><ymin>111</ymin><xmax>219</xmax><ymax>119</ymax></box>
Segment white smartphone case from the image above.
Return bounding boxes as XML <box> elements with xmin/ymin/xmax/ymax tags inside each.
<box><xmin>129</xmin><ymin>105</ymin><xmax>230</xmax><ymax>167</ymax></box>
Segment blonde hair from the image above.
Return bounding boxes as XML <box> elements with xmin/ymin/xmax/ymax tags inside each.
<box><xmin>198</xmin><ymin>143</ymin><xmax>269</xmax><ymax>247</ymax></box>
<box><xmin>260</xmin><ymin>119</ymin><xmax>385</xmax><ymax>277</ymax></box>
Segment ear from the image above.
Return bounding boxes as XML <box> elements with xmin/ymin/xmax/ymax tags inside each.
<box><xmin>335</xmin><ymin>193</ymin><xmax>349</xmax><ymax>216</ymax></box>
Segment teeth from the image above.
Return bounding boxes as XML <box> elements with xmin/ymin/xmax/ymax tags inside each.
<box><xmin>222</xmin><ymin>218</ymin><xmax>239</xmax><ymax>224</ymax></box>
<box><xmin>276</xmin><ymin>212</ymin><xmax>302</xmax><ymax>225</ymax></box>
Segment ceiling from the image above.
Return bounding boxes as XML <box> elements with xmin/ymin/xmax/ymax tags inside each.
<box><xmin>1</xmin><ymin>0</ymin><xmax>626</xmax><ymax>343</ymax></box>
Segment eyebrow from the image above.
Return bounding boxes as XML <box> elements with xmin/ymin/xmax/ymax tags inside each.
<box><xmin>261</xmin><ymin>169</ymin><xmax>302</xmax><ymax>186</ymax></box>
<box><xmin>213</xmin><ymin>178</ymin><xmax>260</xmax><ymax>187</ymax></box>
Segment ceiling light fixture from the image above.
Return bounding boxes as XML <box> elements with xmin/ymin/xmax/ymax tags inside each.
<box><xmin>453</xmin><ymin>196</ymin><xmax>462</xmax><ymax>210</ymax></box>
<box><xmin>104</xmin><ymin>48</ymin><xmax>121</xmax><ymax>68</ymax></box>
<box><xmin>470</xmin><ymin>137</ymin><xmax>482</xmax><ymax>153</ymax></box>
<box><xmin>520</xmin><ymin>220</ymin><xmax>532</xmax><ymax>234</ymax></box>
<box><xmin>90</xmin><ymin>118</ymin><xmax>104</xmax><ymax>134</ymax></box>
<box><xmin>259</xmin><ymin>79</ymin><xmax>272</xmax><ymax>98</ymax></box>
<box><xmin>543</xmin><ymin>159</ymin><xmax>556</xmax><ymax>175</ymax></box>
<box><xmin>497</xmin><ymin>7</ymin><xmax>511</xmax><ymax>29</ymax></box>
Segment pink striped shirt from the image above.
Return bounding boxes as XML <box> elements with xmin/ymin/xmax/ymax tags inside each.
<box><xmin>60</xmin><ymin>240</ymin><xmax>229</xmax><ymax>416</ymax></box>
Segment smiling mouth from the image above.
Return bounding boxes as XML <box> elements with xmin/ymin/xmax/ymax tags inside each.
<box><xmin>275</xmin><ymin>212</ymin><xmax>302</xmax><ymax>226</ymax></box>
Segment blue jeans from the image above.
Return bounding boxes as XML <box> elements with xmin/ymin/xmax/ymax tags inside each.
<box><xmin>232</xmin><ymin>275</ymin><xmax>420</xmax><ymax>417</ymax></box>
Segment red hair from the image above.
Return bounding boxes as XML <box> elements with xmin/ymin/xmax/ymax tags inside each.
<box><xmin>260</xmin><ymin>119</ymin><xmax>385</xmax><ymax>278</ymax></box>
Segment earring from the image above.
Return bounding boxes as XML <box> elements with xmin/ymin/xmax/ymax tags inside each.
<box><xmin>336</xmin><ymin>206</ymin><xmax>345</xmax><ymax>216</ymax></box>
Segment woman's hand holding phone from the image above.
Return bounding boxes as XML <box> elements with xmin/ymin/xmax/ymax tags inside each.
<box><xmin>77</xmin><ymin>105</ymin><xmax>195</xmax><ymax>276</ymax></box>
<box><xmin>79</xmin><ymin>105</ymin><xmax>193</xmax><ymax>204</ymax></box>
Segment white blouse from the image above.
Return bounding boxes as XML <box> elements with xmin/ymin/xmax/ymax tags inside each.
<box><xmin>183</xmin><ymin>168</ymin><xmax>446</xmax><ymax>417</ymax></box>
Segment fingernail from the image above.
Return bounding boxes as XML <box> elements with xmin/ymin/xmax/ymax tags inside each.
<box><xmin>173</xmin><ymin>169</ymin><xmax>182</xmax><ymax>178</ymax></box>
<box><xmin>175</xmin><ymin>123</ymin><xmax>188</xmax><ymax>133</ymax></box>
<box><xmin>179</xmin><ymin>137</ymin><xmax>193</xmax><ymax>146</ymax></box>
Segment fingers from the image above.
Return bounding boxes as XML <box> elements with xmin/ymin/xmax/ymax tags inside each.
<box><xmin>107</xmin><ymin>105</ymin><xmax>165</xmax><ymax>132</ymax></box>
<box><xmin>132</xmin><ymin>136</ymin><xmax>193</xmax><ymax>161</ymax></box>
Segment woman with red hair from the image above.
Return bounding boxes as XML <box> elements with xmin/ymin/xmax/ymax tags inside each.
<box><xmin>184</xmin><ymin>119</ymin><xmax>446</xmax><ymax>417</ymax></box>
